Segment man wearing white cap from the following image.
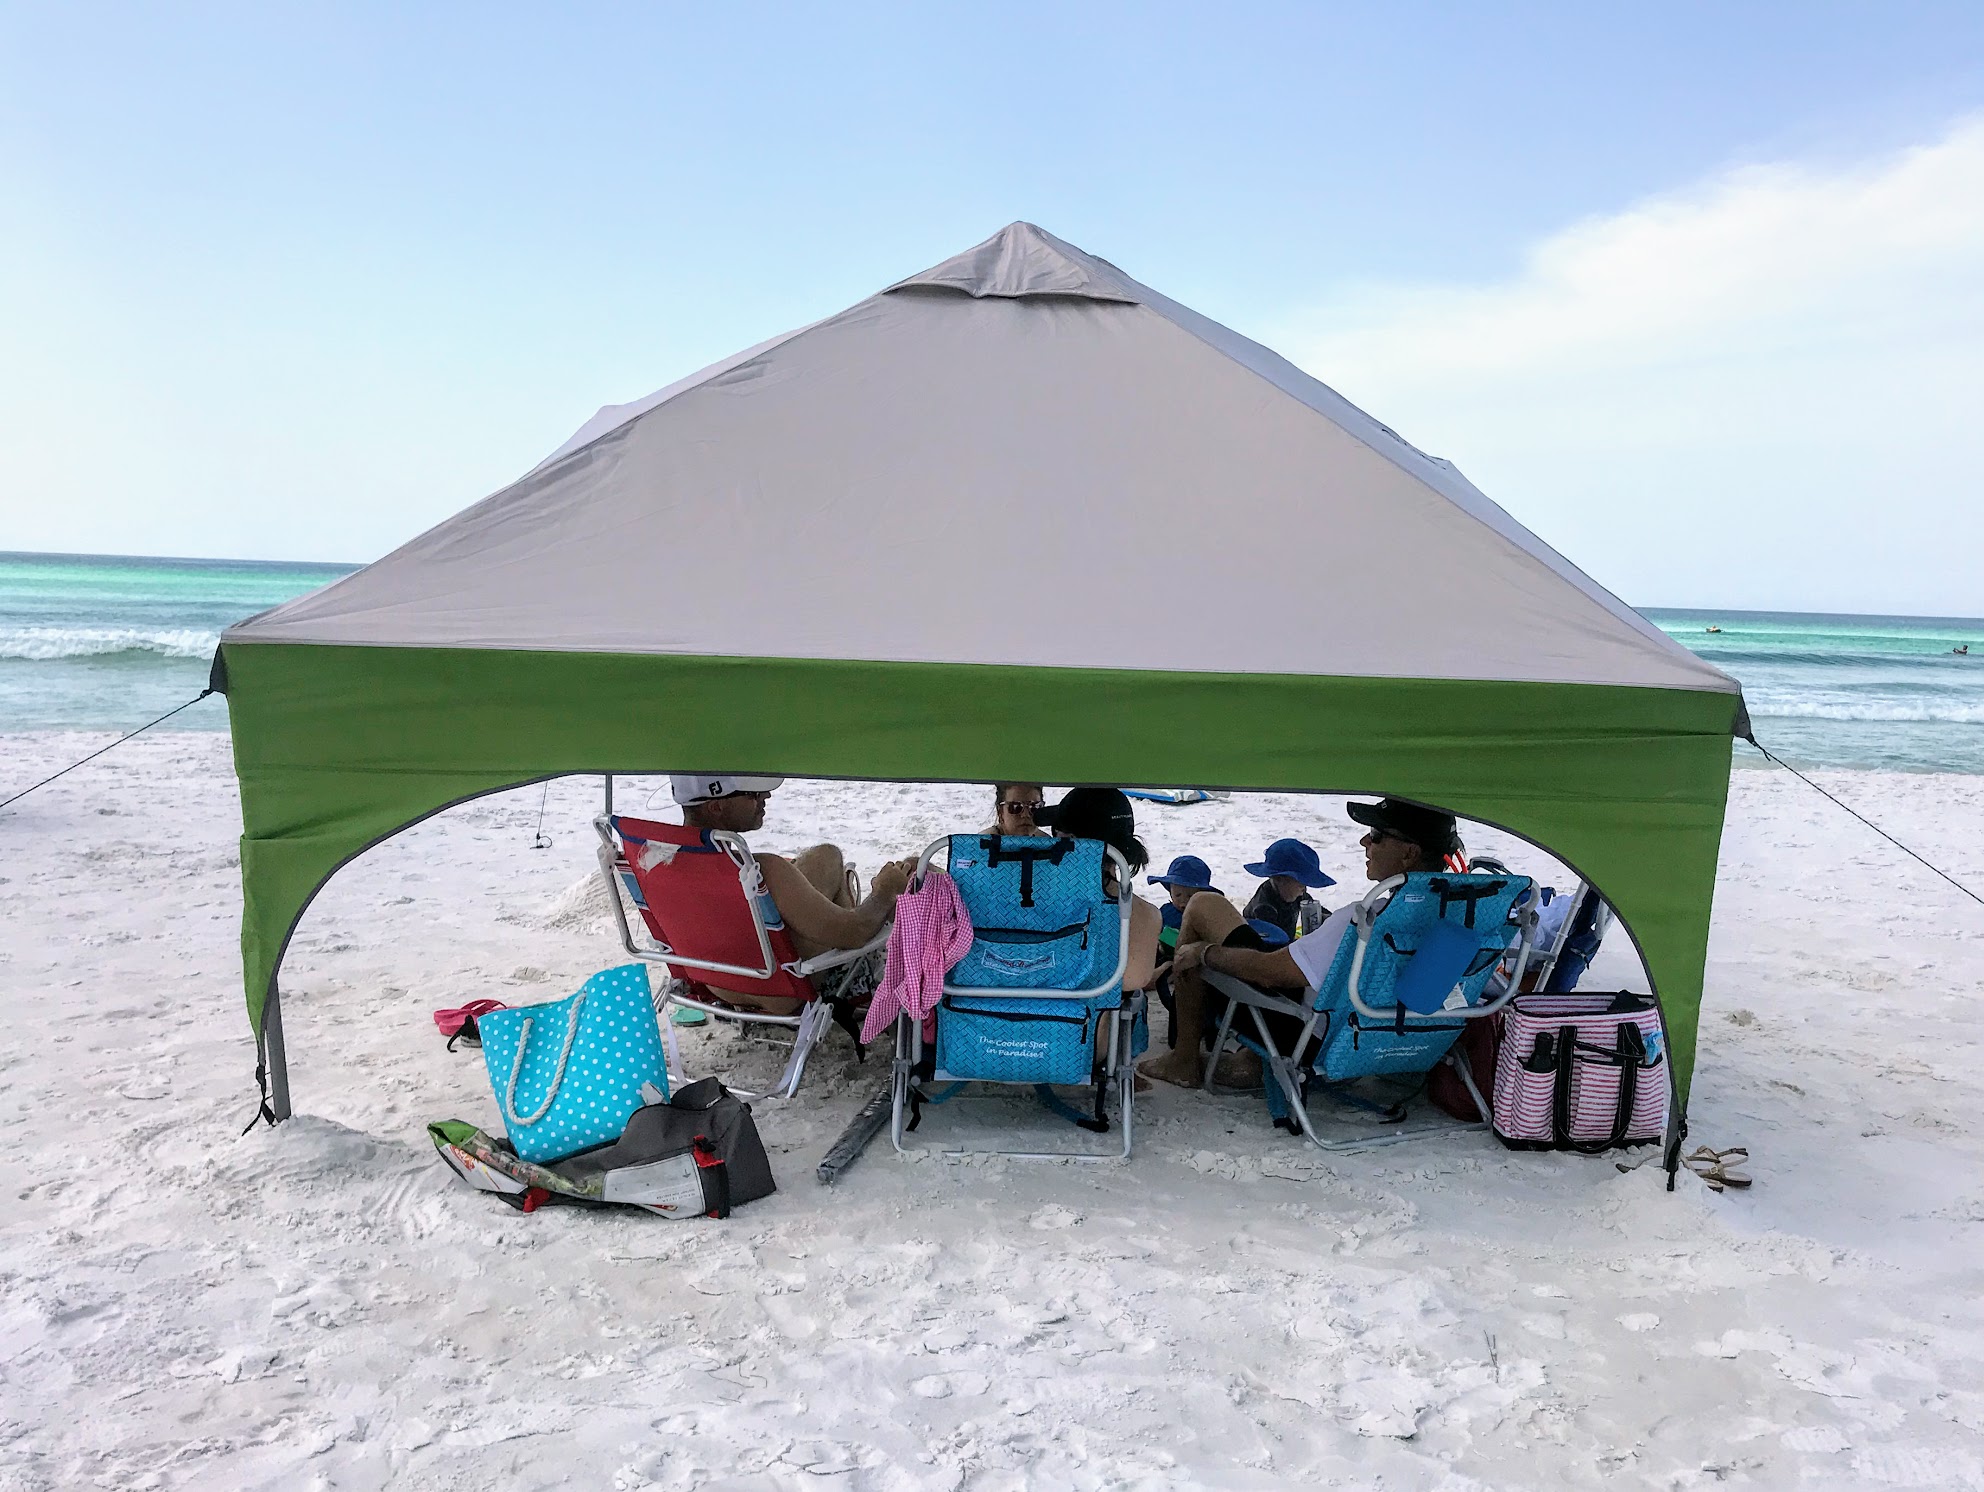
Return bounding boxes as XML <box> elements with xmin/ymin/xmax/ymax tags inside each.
<box><xmin>671</xmin><ymin>774</ymin><xmax>916</xmax><ymax>1010</ymax></box>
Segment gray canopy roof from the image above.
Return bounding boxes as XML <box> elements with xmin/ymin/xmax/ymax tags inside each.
<box><xmin>228</xmin><ymin>222</ymin><xmax>1737</xmax><ymax>698</ymax></box>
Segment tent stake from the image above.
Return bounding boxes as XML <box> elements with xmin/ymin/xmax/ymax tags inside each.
<box><xmin>262</xmin><ymin>981</ymin><xmax>292</xmax><ymax>1122</ymax></box>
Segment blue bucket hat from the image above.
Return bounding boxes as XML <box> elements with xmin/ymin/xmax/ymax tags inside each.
<box><xmin>1243</xmin><ymin>838</ymin><xmax>1336</xmax><ymax>888</ymax></box>
<box><xmin>1245</xmin><ymin>918</ymin><xmax>1293</xmax><ymax>948</ymax></box>
<box><xmin>1146</xmin><ymin>854</ymin><xmax>1218</xmax><ymax>892</ymax></box>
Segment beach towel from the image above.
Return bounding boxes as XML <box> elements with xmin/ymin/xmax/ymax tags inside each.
<box><xmin>861</xmin><ymin>869</ymin><xmax>972</xmax><ymax>1043</ymax></box>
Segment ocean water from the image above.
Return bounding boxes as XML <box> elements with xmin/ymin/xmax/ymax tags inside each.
<box><xmin>1644</xmin><ymin>609</ymin><xmax>1984</xmax><ymax>774</ymax></box>
<box><xmin>0</xmin><ymin>552</ymin><xmax>356</xmax><ymax>732</ymax></box>
<box><xmin>3</xmin><ymin>554</ymin><xmax>1981</xmax><ymax>773</ymax></box>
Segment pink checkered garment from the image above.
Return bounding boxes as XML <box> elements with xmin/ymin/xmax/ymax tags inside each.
<box><xmin>860</xmin><ymin>869</ymin><xmax>975</xmax><ymax>1044</ymax></box>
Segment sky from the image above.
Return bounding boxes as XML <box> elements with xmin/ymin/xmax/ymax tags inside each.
<box><xmin>2</xmin><ymin>3</ymin><xmax>1982</xmax><ymax>614</ymax></box>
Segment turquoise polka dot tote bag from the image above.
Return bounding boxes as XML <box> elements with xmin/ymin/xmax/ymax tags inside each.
<box><xmin>477</xmin><ymin>964</ymin><xmax>669</xmax><ymax>1163</ymax></box>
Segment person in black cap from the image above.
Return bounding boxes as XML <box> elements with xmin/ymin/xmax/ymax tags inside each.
<box><xmin>1035</xmin><ymin>787</ymin><xmax>1163</xmax><ymax>1006</ymax></box>
<box><xmin>1139</xmin><ymin>797</ymin><xmax>1464</xmax><ymax>1089</ymax></box>
<box><xmin>1344</xmin><ymin>797</ymin><xmax>1466</xmax><ymax>876</ymax></box>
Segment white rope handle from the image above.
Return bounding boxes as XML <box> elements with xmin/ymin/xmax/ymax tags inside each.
<box><xmin>504</xmin><ymin>991</ymin><xmax>586</xmax><ymax>1127</ymax></box>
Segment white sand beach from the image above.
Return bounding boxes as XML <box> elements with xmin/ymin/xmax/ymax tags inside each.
<box><xmin>2</xmin><ymin>733</ymin><xmax>1982</xmax><ymax>1489</ymax></box>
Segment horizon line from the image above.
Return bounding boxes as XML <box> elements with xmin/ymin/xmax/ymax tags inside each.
<box><xmin>4</xmin><ymin>548</ymin><xmax>1979</xmax><ymax>627</ymax></box>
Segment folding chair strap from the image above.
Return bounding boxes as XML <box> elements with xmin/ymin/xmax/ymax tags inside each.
<box><xmin>978</xmin><ymin>834</ymin><xmax>1075</xmax><ymax>907</ymax></box>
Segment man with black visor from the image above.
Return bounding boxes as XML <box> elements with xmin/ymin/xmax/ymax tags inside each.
<box><xmin>1138</xmin><ymin>797</ymin><xmax>1464</xmax><ymax>1089</ymax></box>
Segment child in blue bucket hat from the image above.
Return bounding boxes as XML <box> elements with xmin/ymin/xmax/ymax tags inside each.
<box><xmin>1145</xmin><ymin>855</ymin><xmax>1218</xmax><ymax>1048</ymax></box>
<box><xmin>1147</xmin><ymin>854</ymin><xmax>1219</xmax><ymax>959</ymax></box>
<box><xmin>1240</xmin><ymin>839</ymin><xmax>1334</xmax><ymax>946</ymax></box>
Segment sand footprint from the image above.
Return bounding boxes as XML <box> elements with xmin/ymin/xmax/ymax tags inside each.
<box><xmin>910</xmin><ymin>1371</ymin><xmax>991</xmax><ymax>1399</ymax></box>
<box><xmin>1851</xmin><ymin>1444</ymin><xmax>1970</xmax><ymax>1486</ymax></box>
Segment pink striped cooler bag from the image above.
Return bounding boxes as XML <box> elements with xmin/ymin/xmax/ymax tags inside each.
<box><xmin>1492</xmin><ymin>992</ymin><xmax>1668</xmax><ymax>1152</ymax></box>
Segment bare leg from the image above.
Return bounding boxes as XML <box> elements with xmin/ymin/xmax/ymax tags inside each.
<box><xmin>791</xmin><ymin>844</ymin><xmax>854</xmax><ymax>907</ymax></box>
<box><xmin>705</xmin><ymin>843</ymin><xmax>853</xmax><ymax>1011</ymax></box>
<box><xmin>1178</xmin><ymin>889</ymin><xmax>1247</xmax><ymax>946</ymax></box>
<box><xmin>1139</xmin><ymin>893</ymin><xmax>1246</xmax><ymax>1088</ymax></box>
<box><xmin>786</xmin><ymin>843</ymin><xmax>856</xmax><ymax>963</ymax></box>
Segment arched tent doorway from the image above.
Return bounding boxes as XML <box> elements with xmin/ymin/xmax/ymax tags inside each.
<box><xmin>214</xmin><ymin>222</ymin><xmax>1744</xmax><ymax>1136</ymax></box>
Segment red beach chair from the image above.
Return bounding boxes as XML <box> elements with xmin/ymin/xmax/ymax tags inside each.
<box><xmin>594</xmin><ymin>815</ymin><xmax>885</xmax><ymax>1100</ymax></box>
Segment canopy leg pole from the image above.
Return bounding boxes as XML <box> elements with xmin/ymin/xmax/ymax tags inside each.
<box><xmin>262</xmin><ymin>981</ymin><xmax>292</xmax><ymax>1123</ymax></box>
<box><xmin>603</xmin><ymin>773</ymin><xmax>613</xmax><ymax>815</ymax></box>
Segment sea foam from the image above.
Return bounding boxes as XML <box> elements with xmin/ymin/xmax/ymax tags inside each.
<box><xmin>0</xmin><ymin>627</ymin><xmax>220</xmax><ymax>661</ymax></box>
<box><xmin>1751</xmin><ymin>699</ymin><xmax>1984</xmax><ymax>724</ymax></box>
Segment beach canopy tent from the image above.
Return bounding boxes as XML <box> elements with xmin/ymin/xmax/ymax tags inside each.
<box><xmin>215</xmin><ymin>222</ymin><xmax>1746</xmax><ymax>1126</ymax></box>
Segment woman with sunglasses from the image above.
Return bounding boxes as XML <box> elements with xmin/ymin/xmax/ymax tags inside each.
<box><xmin>986</xmin><ymin>783</ymin><xmax>1047</xmax><ymax>837</ymax></box>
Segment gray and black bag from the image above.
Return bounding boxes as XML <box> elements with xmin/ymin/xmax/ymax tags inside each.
<box><xmin>430</xmin><ymin>1077</ymin><xmax>775</xmax><ymax>1219</ymax></box>
<box><xmin>570</xmin><ymin>1077</ymin><xmax>775</xmax><ymax>1207</ymax></box>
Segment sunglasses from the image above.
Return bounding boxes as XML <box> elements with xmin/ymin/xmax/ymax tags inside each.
<box><xmin>1364</xmin><ymin>826</ymin><xmax>1413</xmax><ymax>846</ymax></box>
<box><xmin>999</xmin><ymin>800</ymin><xmax>1044</xmax><ymax>815</ymax></box>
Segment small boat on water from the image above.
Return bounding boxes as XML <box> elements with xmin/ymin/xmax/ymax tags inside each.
<box><xmin>1705</xmin><ymin>626</ymin><xmax>1722</xmax><ymax>634</ymax></box>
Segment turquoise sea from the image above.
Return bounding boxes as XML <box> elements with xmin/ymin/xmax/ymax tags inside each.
<box><xmin>1642</xmin><ymin>608</ymin><xmax>1984</xmax><ymax>774</ymax></box>
<box><xmin>0</xmin><ymin>552</ymin><xmax>356</xmax><ymax>733</ymax></box>
<box><xmin>3</xmin><ymin>553</ymin><xmax>1981</xmax><ymax>773</ymax></box>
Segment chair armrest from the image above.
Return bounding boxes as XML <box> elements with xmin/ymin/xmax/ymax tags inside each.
<box><xmin>1343</xmin><ymin>875</ymin><xmax>1534</xmax><ymax>1023</ymax></box>
<box><xmin>593</xmin><ymin>822</ymin><xmax>785</xmax><ymax>983</ymax></box>
<box><xmin>789</xmin><ymin>923</ymin><xmax>891</xmax><ymax>978</ymax></box>
<box><xmin>915</xmin><ymin>837</ymin><xmax>949</xmax><ymax>880</ymax></box>
<box><xmin>1202</xmin><ymin>969</ymin><xmax>1313</xmax><ymax>1024</ymax></box>
<box><xmin>597</xmin><ymin>843</ymin><xmax>645</xmax><ymax>960</ymax></box>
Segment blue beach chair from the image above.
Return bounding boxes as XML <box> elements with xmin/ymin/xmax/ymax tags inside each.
<box><xmin>1472</xmin><ymin>863</ymin><xmax>1614</xmax><ymax>998</ymax></box>
<box><xmin>889</xmin><ymin>833</ymin><xmax>1142</xmax><ymax>1160</ymax></box>
<box><xmin>1537</xmin><ymin>882</ymin><xmax>1612</xmax><ymax>993</ymax></box>
<box><xmin>1202</xmin><ymin>870</ymin><xmax>1538</xmax><ymax>1150</ymax></box>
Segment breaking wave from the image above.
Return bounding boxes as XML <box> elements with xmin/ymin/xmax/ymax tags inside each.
<box><xmin>1750</xmin><ymin>697</ymin><xmax>1984</xmax><ymax>725</ymax></box>
<box><xmin>0</xmin><ymin>627</ymin><xmax>220</xmax><ymax>661</ymax></box>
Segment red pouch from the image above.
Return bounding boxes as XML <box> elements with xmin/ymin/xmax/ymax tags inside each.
<box><xmin>1427</xmin><ymin>1012</ymin><xmax>1502</xmax><ymax>1122</ymax></box>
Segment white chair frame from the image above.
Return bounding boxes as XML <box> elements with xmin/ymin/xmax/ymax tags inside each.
<box><xmin>889</xmin><ymin>835</ymin><xmax>1141</xmax><ymax>1160</ymax></box>
<box><xmin>1481</xmin><ymin>875</ymin><xmax>1614</xmax><ymax>998</ymax></box>
<box><xmin>1203</xmin><ymin>873</ymin><xmax>1539</xmax><ymax>1151</ymax></box>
